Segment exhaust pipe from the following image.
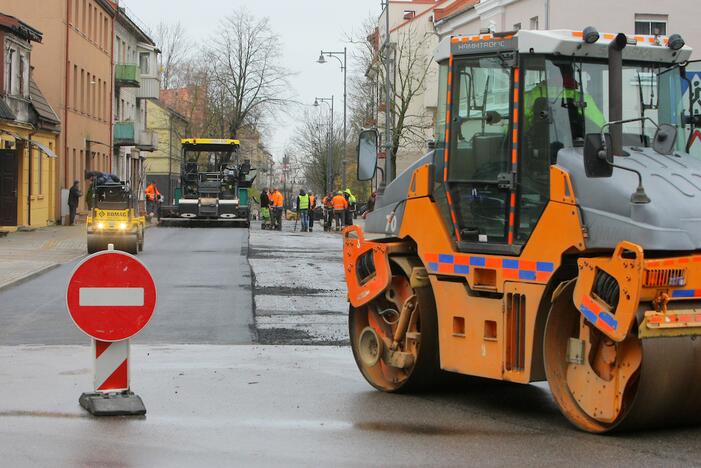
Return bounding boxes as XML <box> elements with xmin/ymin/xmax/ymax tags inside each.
<box><xmin>608</xmin><ymin>33</ymin><xmax>628</xmax><ymax>156</ymax></box>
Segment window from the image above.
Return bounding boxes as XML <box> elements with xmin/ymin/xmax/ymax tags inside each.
<box><xmin>37</xmin><ymin>148</ymin><xmax>43</xmax><ymax>195</ymax></box>
<box><xmin>73</xmin><ymin>64</ymin><xmax>78</xmax><ymax>109</ymax></box>
<box><xmin>513</xmin><ymin>23</ymin><xmax>522</xmax><ymax>31</ymax></box>
<box><xmin>448</xmin><ymin>56</ymin><xmax>513</xmax><ymax>244</ymax></box>
<box><xmin>80</xmin><ymin>68</ymin><xmax>85</xmax><ymax>112</ymax></box>
<box><xmin>73</xmin><ymin>0</ymin><xmax>79</xmax><ymax>26</ymax></box>
<box><xmin>82</xmin><ymin>0</ymin><xmax>87</xmax><ymax>32</ymax></box>
<box><xmin>103</xmin><ymin>17</ymin><xmax>108</xmax><ymax>49</ymax></box>
<box><xmin>4</xmin><ymin>47</ymin><xmax>15</xmax><ymax>95</ymax></box>
<box><xmin>139</xmin><ymin>53</ymin><xmax>150</xmax><ymax>75</ymax></box>
<box><xmin>530</xmin><ymin>16</ymin><xmax>539</xmax><ymax>30</ymax></box>
<box><xmin>635</xmin><ymin>15</ymin><xmax>667</xmax><ymax>36</ymax></box>
<box><xmin>19</xmin><ymin>52</ymin><xmax>29</xmax><ymax>97</ymax></box>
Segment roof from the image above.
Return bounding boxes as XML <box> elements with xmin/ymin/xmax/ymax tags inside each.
<box><xmin>0</xmin><ymin>12</ymin><xmax>42</xmax><ymax>42</ymax></box>
<box><xmin>116</xmin><ymin>7</ymin><xmax>156</xmax><ymax>46</ymax></box>
<box><xmin>434</xmin><ymin>0</ymin><xmax>478</xmax><ymax>22</ymax></box>
<box><xmin>29</xmin><ymin>77</ymin><xmax>60</xmax><ymax>128</ymax></box>
<box><xmin>0</xmin><ymin>98</ymin><xmax>16</xmax><ymax>121</ymax></box>
<box><xmin>181</xmin><ymin>138</ymin><xmax>240</xmax><ymax>146</ymax></box>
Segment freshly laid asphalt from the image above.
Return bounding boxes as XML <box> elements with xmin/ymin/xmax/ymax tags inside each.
<box><xmin>1</xmin><ymin>223</ymin><xmax>700</xmax><ymax>466</ymax></box>
<box><xmin>0</xmin><ymin>227</ymin><xmax>254</xmax><ymax>346</ymax></box>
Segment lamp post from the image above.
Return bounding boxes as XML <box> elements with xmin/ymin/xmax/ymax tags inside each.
<box><xmin>379</xmin><ymin>0</ymin><xmax>394</xmax><ymax>195</ymax></box>
<box><xmin>316</xmin><ymin>48</ymin><xmax>347</xmax><ymax>190</ymax></box>
<box><xmin>314</xmin><ymin>96</ymin><xmax>334</xmax><ymax>195</ymax></box>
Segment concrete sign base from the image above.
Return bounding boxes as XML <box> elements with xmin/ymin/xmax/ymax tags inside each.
<box><xmin>79</xmin><ymin>391</ymin><xmax>147</xmax><ymax>417</ymax></box>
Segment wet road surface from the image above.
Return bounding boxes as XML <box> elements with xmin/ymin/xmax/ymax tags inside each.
<box><xmin>1</xmin><ymin>226</ymin><xmax>701</xmax><ymax>466</ymax></box>
<box><xmin>1</xmin><ymin>345</ymin><xmax>700</xmax><ymax>467</ymax></box>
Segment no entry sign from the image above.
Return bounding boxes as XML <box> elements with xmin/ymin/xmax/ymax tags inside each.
<box><xmin>67</xmin><ymin>250</ymin><xmax>156</xmax><ymax>342</ymax></box>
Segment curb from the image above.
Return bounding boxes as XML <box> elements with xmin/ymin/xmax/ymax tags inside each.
<box><xmin>0</xmin><ymin>263</ymin><xmax>61</xmax><ymax>292</ymax></box>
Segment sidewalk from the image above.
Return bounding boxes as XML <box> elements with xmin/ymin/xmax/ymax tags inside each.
<box><xmin>0</xmin><ymin>225</ymin><xmax>86</xmax><ymax>290</ymax></box>
<box><xmin>248</xmin><ymin>219</ymin><xmax>349</xmax><ymax>345</ymax></box>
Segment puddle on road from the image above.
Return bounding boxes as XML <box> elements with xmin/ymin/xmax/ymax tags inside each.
<box><xmin>0</xmin><ymin>410</ymin><xmax>87</xmax><ymax>419</ymax></box>
<box><xmin>354</xmin><ymin>421</ymin><xmax>506</xmax><ymax>437</ymax></box>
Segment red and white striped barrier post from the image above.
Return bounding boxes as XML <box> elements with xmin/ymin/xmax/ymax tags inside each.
<box><xmin>67</xmin><ymin>244</ymin><xmax>156</xmax><ymax>416</ymax></box>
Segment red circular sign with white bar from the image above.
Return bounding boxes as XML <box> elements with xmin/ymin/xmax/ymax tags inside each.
<box><xmin>66</xmin><ymin>251</ymin><xmax>156</xmax><ymax>342</ymax></box>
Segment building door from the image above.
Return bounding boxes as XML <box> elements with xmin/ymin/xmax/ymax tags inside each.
<box><xmin>0</xmin><ymin>149</ymin><xmax>19</xmax><ymax>226</ymax></box>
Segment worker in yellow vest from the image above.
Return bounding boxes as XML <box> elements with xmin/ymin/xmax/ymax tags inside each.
<box><xmin>297</xmin><ymin>189</ymin><xmax>311</xmax><ymax>232</ymax></box>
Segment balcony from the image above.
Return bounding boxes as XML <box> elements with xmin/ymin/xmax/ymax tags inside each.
<box><xmin>115</xmin><ymin>64</ymin><xmax>140</xmax><ymax>88</ymax></box>
<box><xmin>136</xmin><ymin>76</ymin><xmax>160</xmax><ymax>100</ymax></box>
<box><xmin>113</xmin><ymin>121</ymin><xmax>136</xmax><ymax>146</ymax></box>
<box><xmin>136</xmin><ymin>130</ymin><xmax>158</xmax><ymax>151</ymax></box>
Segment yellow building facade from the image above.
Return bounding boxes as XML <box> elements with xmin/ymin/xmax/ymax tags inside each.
<box><xmin>0</xmin><ymin>13</ymin><xmax>61</xmax><ymax>229</ymax></box>
<box><xmin>145</xmin><ymin>99</ymin><xmax>188</xmax><ymax>204</ymax></box>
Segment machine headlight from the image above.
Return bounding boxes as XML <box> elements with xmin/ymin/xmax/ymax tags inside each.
<box><xmin>119</xmin><ymin>222</ymin><xmax>128</xmax><ymax>231</ymax></box>
<box><xmin>96</xmin><ymin>222</ymin><xmax>105</xmax><ymax>230</ymax></box>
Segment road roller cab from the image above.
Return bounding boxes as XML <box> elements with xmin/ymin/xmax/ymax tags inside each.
<box><xmin>86</xmin><ymin>182</ymin><xmax>145</xmax><ymax>255</ymax></box>
<box><xmin>344</xmin><ymin>27</ymin><xmax>701</xmax><ymax>432</ymax></box>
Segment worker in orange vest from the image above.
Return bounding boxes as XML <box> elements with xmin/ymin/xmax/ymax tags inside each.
<box><xmin>270</xmin><ymin>188</ymin><xmax>284</xmax><ymax>231</ymax></box>
<box><xmin>331</xmin><ymin>191</ymin><xmax>348</xmax><ymax>231</ymax></box>
<box><xmin>308</xmin><ymin>192</ymin><xmax>317</xmax><ymax>232</ymax></box>
<box><xmin>145</xmin><ymin>182</ymin><xmax>162</xmax><ymax>218</ymax></box>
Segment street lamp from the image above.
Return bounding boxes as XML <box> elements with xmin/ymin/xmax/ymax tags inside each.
<box><xmin>315</xmin><ymin>48</ymin><xmax>347</xmax><ymax>190</ymax></box>
<box><xmin>314</xmin><ymin>96</ymin><xmax>334</xmax><ymax>195</ymax></box>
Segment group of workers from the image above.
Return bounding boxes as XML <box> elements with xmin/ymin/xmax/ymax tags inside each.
<box><xmin>259</xmin><ymin>187</ymin><xmax>358</xmax><ymax>232</ymax></box>
<box><xmin>323</xmin><ymin>190</ymin><xmax>357</xmax><ymax>232</ymax></box>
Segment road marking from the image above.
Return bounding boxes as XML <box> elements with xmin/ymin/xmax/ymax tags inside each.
<box><xmin>79</xmin><ymin>287</ymin><xmax>144</xmax><ymax>307</ymax></box>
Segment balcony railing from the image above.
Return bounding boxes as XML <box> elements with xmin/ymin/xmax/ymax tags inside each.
<box><xmin>137</xmin><ymin>130</ymin><xmax>158</xmax><ymax>151</ymax></box>
<box><xmin>136</xmin><ymin>76</ymin><xmax>160</xmax><ymax>100</ymax></box>
<box><xmin>114</xmin><ymin>121</ymin><xmax>136</xmax><ymax>146</ymax></box>
<box><xmin>115</xmin><ymin>64</ymin><xmax>140</xmax><ymax>88</ymax></box>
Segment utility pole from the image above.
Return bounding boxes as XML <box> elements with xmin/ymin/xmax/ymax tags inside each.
<box><xmin>283</xmin><ymin>154</ymin><xmax>289</xmax><ymax>210</ymax></box>
<box><xmin>379</xmin><ymin>0</ymin><xmax>394</xmax><ymax>195</ymax></box>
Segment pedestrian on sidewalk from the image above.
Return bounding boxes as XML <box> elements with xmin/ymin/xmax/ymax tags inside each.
<box><xmin>68</xmin><ymin>180</ymin><xmax>82</xmax><ymax>225</ymax></box>
<box><xmin>297</xmin><ymin>189</ymin><xmax>310</xmax><ymax>232</ymax></box>
<box><xmin>308</xmin><ymin>192</ymin><xmax>316</xmax><ymax>232</ymax></box>
<box><xmin>270</xmin><ymin>187</ymin><xmax>284</xmax><ymax>231</ymax></box>
<box><xmin>332</xmin><ymin>191</ymin><xmax>348</xmax><ymax>231</ymax></box>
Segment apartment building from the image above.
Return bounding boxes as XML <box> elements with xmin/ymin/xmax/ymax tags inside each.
<box><xmin>1</xmin><ymin>0</ymin><xmax>117</xmax><ymax>223</ymax></box>
<box><xmin>113</xmin><ymin>7</ymin><xmax>160</xmax><ymax>200</ymax></box>
<box><xmin>434</xmin><ymin>0</ymin><xmax>700</xmax><ymax>55</ymax></box>
<box><xmin>145</xmin><ymin>99</ymin><xmax>188</xmax><ymax>205</ymax></box>
<box><xmin>0</xmin><ymin>13</ymin><xmax>61</xmax><ymax>228</ymax></box>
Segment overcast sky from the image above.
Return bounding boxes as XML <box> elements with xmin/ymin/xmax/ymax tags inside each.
<box><xmin>121</xmin><ymin>0</ymin><xmax>381</xmax><ymax>161</ymax></box>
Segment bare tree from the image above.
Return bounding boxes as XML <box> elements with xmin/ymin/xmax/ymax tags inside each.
<box><xmin>154</xmin><ymin>21</ymin><xmax>190</xmax><ymax>89</ymax></box>
<box><xmin>205</xmin><ymin>9</ymin><xmax>295</xmax><ymax>139</ymax></box>
<box><xmin>349</xmin><ymin>17</ymin><xmax>435</xmax><ymax>177</ymax></box>
<box><xmin>389</xmin><ymin>24</ymin><xmax>435</xmax><ymax>160</ymax></box>
<box><xmin>289</xmin><ymin>110</ymin><xmax>344</xmax><ymax>194</ymax></box>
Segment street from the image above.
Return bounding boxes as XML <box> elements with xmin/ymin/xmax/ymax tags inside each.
<box><xmin>0</xmin><ymin>224</ymin><xmax>700</xmax><ymax>466</ymax></box>
<box><xmin>0</xmin><ymin>227</ymin><xmax>253</xmax><ymax>346</ymax></box>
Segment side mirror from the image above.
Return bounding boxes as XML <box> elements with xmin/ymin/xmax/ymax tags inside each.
<box><xmin>584</xmin><ymin>133</ymin><xmax>613</xmax><ymax>178</ymax></box>
<box><xmin>652</xmin><ymin>124</ymin><xmax>678</xmax><ymax>155</ymax></box>
<box><xmin>357</xmin><ymin>129</ymin><xmax>379</xmax><ymax>181</ymax></box>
